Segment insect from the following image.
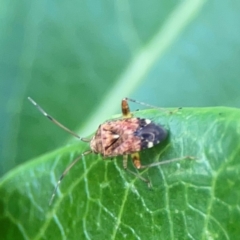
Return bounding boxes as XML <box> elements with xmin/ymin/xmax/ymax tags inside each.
<box><xmin>28</xmin><ymin>97</ymin><xmax>192</xmax><ymax>205</ymax></box>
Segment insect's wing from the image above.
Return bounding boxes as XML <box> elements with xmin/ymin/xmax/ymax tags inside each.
<box><xmin>101</xmin><ymin>118</ymin><xmax>167</xmax><ymax>157</ymax></box>
<box><xmin>134</xmin><ymin>120</ymin><xmax>168</xmax><ymax>149</ymax></box>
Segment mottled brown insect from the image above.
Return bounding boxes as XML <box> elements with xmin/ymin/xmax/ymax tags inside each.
<box><xmin>28</xmin><ymin>97</ymin><xmax>190</xmax><ymax>205</ymax></box>
<box><xmin>91</xmin><ymin>117</ymin><xmax>168</xmax><ymax>167</ymax></box>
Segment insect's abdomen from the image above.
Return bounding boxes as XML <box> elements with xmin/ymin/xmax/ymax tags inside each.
<box><xmin>90</xmin><ymin>118</ymin><xmax>168</xmax><ymax>157</ymax></box>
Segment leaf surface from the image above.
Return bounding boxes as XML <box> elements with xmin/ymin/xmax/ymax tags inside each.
<box><xmin>1</xmin><ymin>107</ymin><xmax>240</xmax><ymax>239</ymax></box>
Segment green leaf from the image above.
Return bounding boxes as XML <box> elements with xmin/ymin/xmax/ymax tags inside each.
<box><xmin>1</xmin><ymin>107</ymin><xmax>240</xmax><ymax>239</ymax></box>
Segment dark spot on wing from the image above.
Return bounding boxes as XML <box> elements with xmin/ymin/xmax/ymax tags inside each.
<box><xmin>134</xmin><ymin>118</ymin><xmax>168</xmax><ymax>149</ymax></box>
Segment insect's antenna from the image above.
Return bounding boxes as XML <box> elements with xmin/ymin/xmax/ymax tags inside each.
<box><xmin>28</xmin><ymin>97</ymin><xmax>90</xmax><ymax>142</ymax></box>
<box><xmin>49</xmin><ymin>150</ymin><xmax>92</xmax><ymax>206</ymax></box>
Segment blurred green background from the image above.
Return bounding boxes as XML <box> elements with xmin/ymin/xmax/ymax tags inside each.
<box><xmin>1</xmin><ymin>0</ymin><xmax>240</xmax><ymax>177</ymax></box>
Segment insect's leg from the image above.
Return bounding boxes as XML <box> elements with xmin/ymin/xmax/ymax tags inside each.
<box><xmin>121</xmin><ymin>99</ymin><xmax>133</xmax><ymax>118</ymax></box>
<box><xmin>123</xmin><ymin>154</ymin><xmax>128</xmax><ymax>169</ymax></box>
<box><xmin>123</xmin><ymin>153</ymin><xmax>142</xmax><ymax>169</ymax></box>
<box><xmin>122</xmin><ymin>154</ymin><xmax>151</xmax><ymax>187</ymax></box>
<box><xmin>49</xmin><ymin>150</ymin><xmax>92</xmax><ymax>205</ymax></box>
<box><xmin>139</xmin><ymin>156</ymin><xmax>195</xmax><ymax>169</ymax></box>
<box><xmin>123</xmin><ymin>97</ymin><xmax>181</xmax><ymax>114</ymax></box>
<box><xmin>131</xmin><ymin>152</ymin><xmax>141</xmax><ymax>169</ymax></box>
